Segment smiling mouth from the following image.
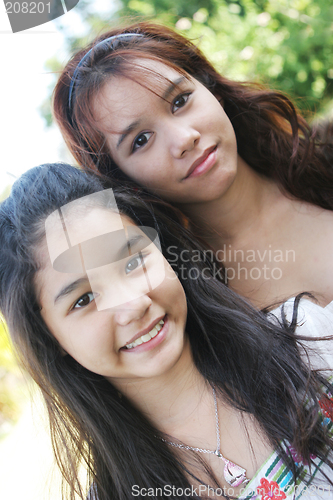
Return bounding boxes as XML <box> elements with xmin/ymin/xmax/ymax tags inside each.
<box><xmin>124</xmin><ymin>318</ymin><xmax>165</xmax><ymax>349</ymax></box>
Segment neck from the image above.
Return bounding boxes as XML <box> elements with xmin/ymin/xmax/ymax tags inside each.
<box><xmin>110</xmin><ymin>337</ymin><xmax>212</xmax><ymax>436</ymax></box>
<box><xmin>180</xmin><ymin>157</ymin><xmax>283</xmax><ymax>247</ymax></box>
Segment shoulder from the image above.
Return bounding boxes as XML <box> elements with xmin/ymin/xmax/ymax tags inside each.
<box><xmin>270</xmin><ymin>297</ymin><xmax>333</xmax><ymax>371</ymax></box>
<box><xmin>270</xmin><ymin>296</ymin><xmax>333</xmax><ymax>332</ymax></box>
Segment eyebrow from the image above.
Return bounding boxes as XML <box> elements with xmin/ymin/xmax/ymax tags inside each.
<box><xmin>118</xmin><ymin>235</ymin><xmax>145</xmax><ymax>258</ymax></box>
<box><xmin>116</xmin><ymin>120</ymin><xmax>141</xmax><ymax>150</ymax></box>
<box><xmin>162</xmin><ymin>76</ymin><xmax>186</xmax><ymax>100</ymax></box>
<box><xmin>54</xmin><ymin>276</ymin><xmax>90</xmax><ymax>305</ymax></box>
<box><xmin>116</xmin><ymin>75</ymin><xmax>186</xmax><ymax>150</ymax></box>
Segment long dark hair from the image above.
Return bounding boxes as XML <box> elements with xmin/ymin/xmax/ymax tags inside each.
<box><xmin>0</xmin><ymin>163</ymin><xmax>332</xmax><ymax>500</ymax></box>
<box><xmin>53</xmin><ymin>21</ymin><xmax>333</xmax><ymax>211</ymax></box>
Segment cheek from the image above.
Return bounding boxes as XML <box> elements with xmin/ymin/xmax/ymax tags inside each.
<box><xmin>40</xmin><ymin>307</ymin><xmax>66</xmax><ymax>349</ymax></box>
<box><xmin>202</xmin><ymin>94</ymin><xmax>230</xmax><ymax>126</ymax></box>
<box><xmin>108</xmin><ymin>151</ymin><xmax>149</xmax><ymax>185</ymax></box>
<box><xmin>65</xmin><ymin>327</ymin><xmax>116</xmax><ymax>374</ymax></box>
<box><xmin>144</xmin><ymin>166</ymin><xmax>169</xmax><ymax>188</ymax></box>
<box><xmin>124</xmin><ymin>161</ymin><xmax>168</xmax><ymax>190</ymax></box>
<box><xmin>50</xmin><ymin>315</ymin><xmax>113</xmax><ymax>363</ymax></box>
<box><xmin>164</xmin><ymin>264</ymin><xmax>187</xmax><ymax>315</ymax></box>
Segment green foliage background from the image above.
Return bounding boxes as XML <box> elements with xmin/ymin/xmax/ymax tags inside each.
<box><xmin>43</xmin><ymin>0</ymin><xmax>333</xmax><ymax>126</ymax></box>
<box><xmin>0</xmin><ymin>188</ymin><xmax>29</xmax><ymax>439</ymax></box>
<box><xmin>0</xmin><ymin>319</ymin><xmax>28</xmax><ymax>439</ymax></box>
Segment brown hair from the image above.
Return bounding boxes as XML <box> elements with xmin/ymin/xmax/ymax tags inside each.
<box><xmin>53</xmin><ymin>21</ymin><xmax>333</xmax><ymax>210</ymax></box>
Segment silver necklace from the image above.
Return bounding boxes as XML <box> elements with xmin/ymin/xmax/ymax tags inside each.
<box><xmin>162</xmin><ymin>387</ymin><xmax>249</xmax><ymax>488</ymax></box>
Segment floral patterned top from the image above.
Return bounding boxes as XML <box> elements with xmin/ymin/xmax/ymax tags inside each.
<box><xmin>237</xmin><ymin>394</ymin><xmax>333</xmax><ymax>500</ymax></box>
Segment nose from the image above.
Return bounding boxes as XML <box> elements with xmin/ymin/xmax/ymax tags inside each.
<box><xmin>168</xmin><ymin>122</ymin><xmax>200</xmax><ymax>159</ymax></box>
<box><xmin>114</xmin><ymin>294</ymin><xmax>152</xmax><ymax>326</ymax></box>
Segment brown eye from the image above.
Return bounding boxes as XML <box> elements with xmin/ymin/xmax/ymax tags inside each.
<box><xmin>73</xmin><ymin>292</ymin><xmax>94</xmax><ymax>309</ymax></box>
<box><xmin>132</xmin><ymin>132</ymin><xmax>153</xmax><ymax>152</ymax></box>
<box><xmin>172</xmin><ymin>93</ymin><xmax>191</xmax><ymax>113</ymax></box>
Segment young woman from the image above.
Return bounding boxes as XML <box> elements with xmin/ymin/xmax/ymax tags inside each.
<box><xmin>53</xmin><ymin>21</ymin><xmax>333</xmax><ymax>312</ymax></box>
<box><xmin>0</xmin><ymin>162</ymin><xmax>332</xmax><ymax>500</ymax></box>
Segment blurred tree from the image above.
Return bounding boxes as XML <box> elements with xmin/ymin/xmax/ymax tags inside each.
<box><xmin>0</xmin><ymin>185</ymin><xmax>11</xmax><ymax>203</ymax></box>
<box><xmin>0</xmin><ymin>186</ymin><xmax>29</xmax><ymax>439</ymax></box>
<box><xmin>43</xmin><ymin>0</ymin><xmax>333</xmax><ymax>125</ymax></box>
<box><xmin>0</xmin><ymin>319</ymin><xmax>28</xmax><ymax>439</ymax></box>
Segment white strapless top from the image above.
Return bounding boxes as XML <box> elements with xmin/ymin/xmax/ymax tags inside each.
<box><xmin>271</xmin><ymin>298</ymin><xmax>333</xmax><ymax>371</ymax></box>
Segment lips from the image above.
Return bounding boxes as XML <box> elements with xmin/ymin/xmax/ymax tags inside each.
<box><xmin>185</xmin><ymin>145</ymin><xmax>217</xmax><ymax>179</ymax></box>
<box><xmin>120</xmin><ymin>315</ymin><xmax>166</xmax><ymax>350</ymax></box>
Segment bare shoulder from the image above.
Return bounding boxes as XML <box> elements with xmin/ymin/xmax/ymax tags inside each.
<box><xmin>295</xmin><ymin>204</ymin><xmax>333</xmax><ymax>305</ymax></box>
<box><xmin>263</xmin><ymin>199</ymin><xmax>333</xmax><ymax>306</ymax></box>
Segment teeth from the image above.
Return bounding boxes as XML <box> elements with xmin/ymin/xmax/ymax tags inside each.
<box><xmin>148</xmin><ymin>327</ymin><xmax>156</xmax><ymax>339</ymax></box>
<box><xmin>125</xmin><ymin>319</ymin><xmax>164</xmax><ymax>349</ymax></box>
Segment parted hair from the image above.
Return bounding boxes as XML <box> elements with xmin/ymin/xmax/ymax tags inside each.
<box><xmin>53</xmin><ymin>21</ymin><xmax>333</xmax><ymax>211</ymax></box>
<box><xmin>0</xmin><ymin>163</ymin><xmax>332</xmax><ymax>500</ymax></box>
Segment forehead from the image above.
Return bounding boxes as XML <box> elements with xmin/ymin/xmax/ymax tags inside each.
<box><xmin>45</xmin><ymin>205</ymin><xmax>124</xmax><ymax>263</ymax></box>
<box><xmin>92</xmin><ymin>58</ymin><xmax>188</xmax><ymax>127</ymax></box>
<box><xmin>36</xmin><ymin>208</ymin><xmax>137</xmax><ymax>293</ymax></box>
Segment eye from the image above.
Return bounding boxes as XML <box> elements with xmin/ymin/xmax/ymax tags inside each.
<box><xmin>172</xmin><ymin>93</ymin><xmax>191</xmax><ymax>113</ymax></box>
<box><xmin>73</xmin><ymin>292</ymin><xmax>95</xmax><ymax>309</ymax></box>
<box><xmin>125</xmin><ymin>254</ymin><xmax>145</xmax><ymax>274</ymax></box>
<box><xmin>132</xmin><ymin>132</ymin><xmax>153</xmax><ymax>152</ymax></box>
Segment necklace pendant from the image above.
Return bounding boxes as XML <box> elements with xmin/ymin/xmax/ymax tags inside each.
<box><xmin>223</xmin><ymin>460</ymin><xmax>249</xmax><ymax>487</ymax></box>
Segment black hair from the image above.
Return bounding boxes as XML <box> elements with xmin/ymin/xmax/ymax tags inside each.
<box><xmin>0</xmin><ymin>163</ymin><xmax>332</xmax><ymax>499</ymax></box>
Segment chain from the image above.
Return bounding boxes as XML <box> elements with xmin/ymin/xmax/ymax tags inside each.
<box><xmin>213</xmin><ymin>386</ymin><xmax>221</xmax><ymax>455</ymax></box>
<box><xmin>161</xmin><ymin>386</ymin><xmax>225</xmax><ymax>459</ymax></box>
<box><xmin>160</xmin><ymin>385</ymin><xmax>249</xmax><ymax>488</ymax></box>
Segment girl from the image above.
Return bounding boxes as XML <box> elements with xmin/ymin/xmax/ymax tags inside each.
<box><xmin>53</xmin><ymin>22</ymin><xmax>333</xmax><ymax>311</ymax></box>
<box><xmin>0</xmin><ymin>162</ymin><xmax>332</xmax><ymax>500</ymax></box>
